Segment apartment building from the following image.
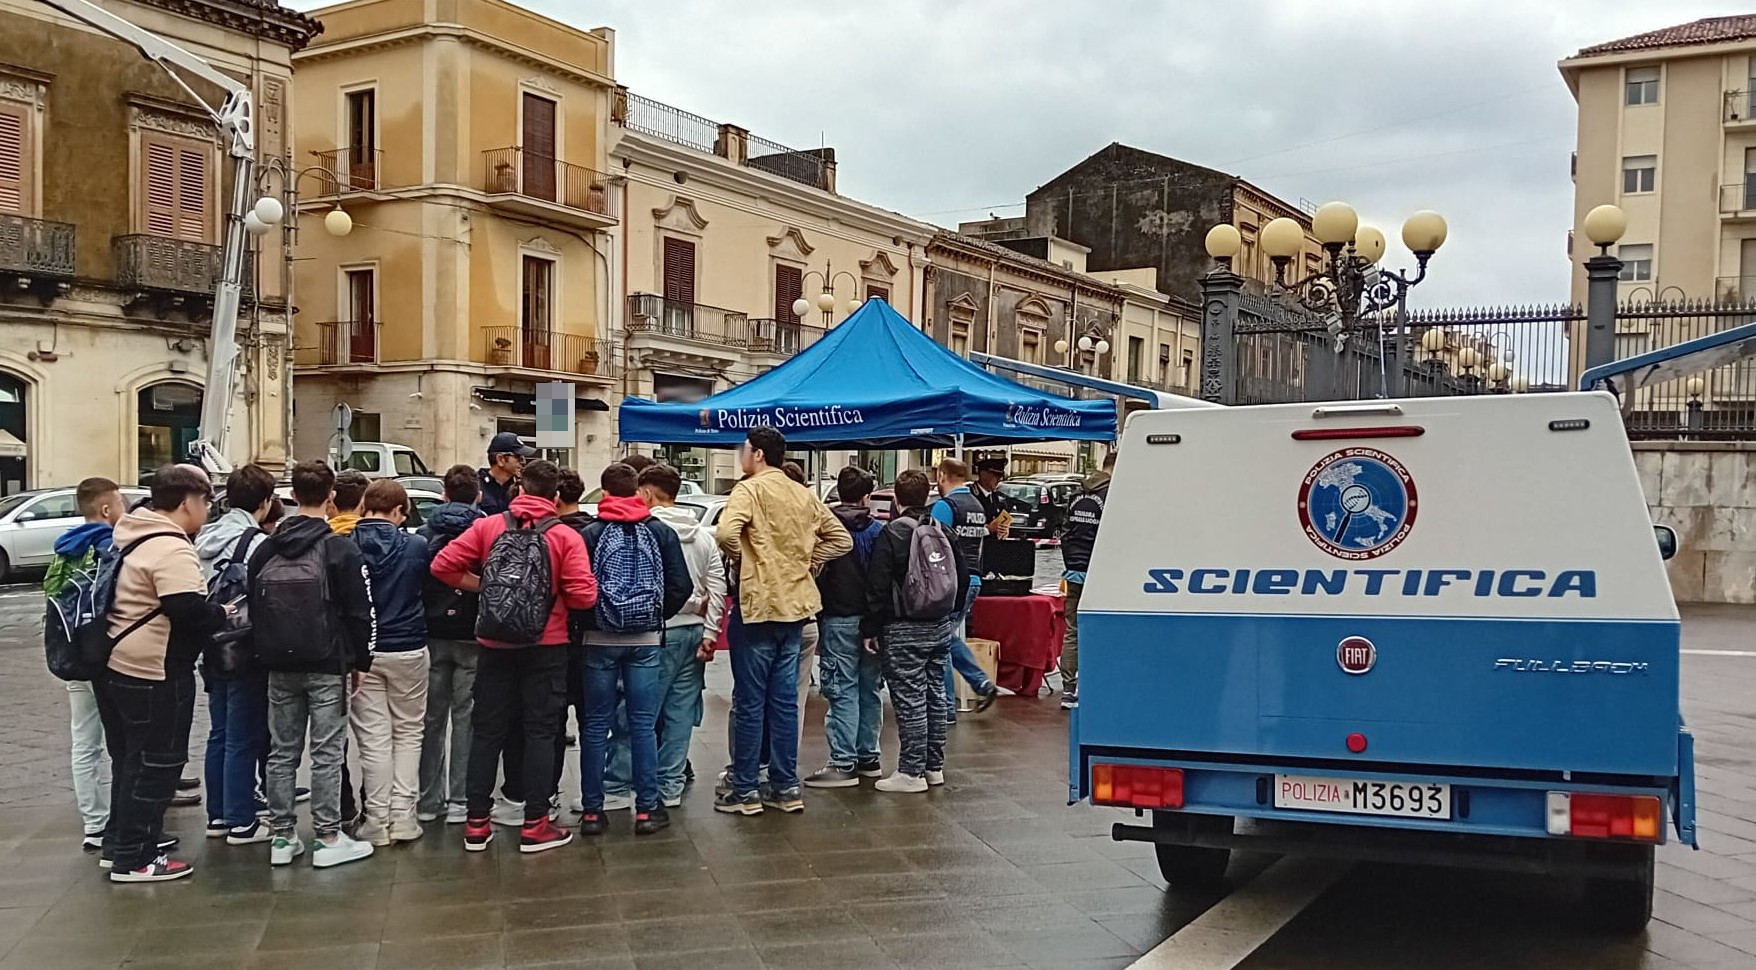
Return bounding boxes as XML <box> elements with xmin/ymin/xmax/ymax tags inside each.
<box><xmin>1562</xmin><ymin>15</ymin><xmax>1756</xmax><ymax>305</ymax></box>
<box><xmin>291</xmin><ymin>0</ymin><xmax>621</xmax><ymax>472</ymax></box>
<box><xmin>609</xmin><ymin>90</ymin><xmax>932</xmax><ymax>491</ymax></box>
<box><xmin>0</xmin><ymin>0</ymin><xmax>318</xmax><ymax>492</ymax></box>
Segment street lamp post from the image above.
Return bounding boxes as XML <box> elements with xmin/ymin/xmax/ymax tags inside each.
<box><xmin>1054</xmin><ymin>331</ymin><xmax>1110</xmax><ymax>375</ymax></box>
<box><xmin>1581</xmin><ymin>204</ymin><xmax>1629</xmax><ymax>376</ymax></box>
<box><xmin>1227</xmin><ymin>202</ymin><xmax>1448</xmax><ymax>398</ymax></box>
<box><xmin>792</xmin><ymin>259</ymin><xmax>864</xmax><ymax>328</ymax></box>
<box><xmin>244</xmin><ymin>157</ymin><xmax>354</xmax><ymax>473</ymax></box>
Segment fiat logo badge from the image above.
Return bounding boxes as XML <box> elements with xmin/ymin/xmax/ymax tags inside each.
<box><xmin>1337</xmin><ymin>636</ymin><xmax>1377</xmax><ymax>675</ymax></box>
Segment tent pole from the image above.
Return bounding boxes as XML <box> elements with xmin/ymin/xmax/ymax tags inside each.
<box><xmin>954</xmin><ymin>434</ymin><xmax>964</xmax><ymax>460</ymax></box>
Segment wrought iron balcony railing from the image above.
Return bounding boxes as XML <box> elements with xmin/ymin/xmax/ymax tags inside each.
<box><xmin>624</xmin><ymin>294</ymin><xmax>750</xmax><ymax>345</ymax></box>
<box><xmin>0</xmin><ymin>212</ymin><xmax>75</xmax><ymax>278</ymax></box>
<box><xmin>113</xmin><ymin>234</ymin><xmax>221</xmax><ymax>295</ymax></box>
<box><xmin>481</xmin><ymin>327</ymin><xmax>617</xmax><ymax>378</ymax></box>
<box><xmin>482</xmin><ymin>149</ymin><xmax>618</xmax><ymax>219</ymax></box>
<box><xmin>298</xmin><ymin>320</ymin><xmax>380</xmax><ymax>366</ymax></box>
<box><xmin>309</xmin><ymin>146</ymin><xmax>384</xmax><ymax>193</ymax></box>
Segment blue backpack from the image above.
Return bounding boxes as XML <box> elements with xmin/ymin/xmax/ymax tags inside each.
<box><xmin>592</xmin><ymin>520</ymin><xmax>664</xmax><ymax>634</ymax></box>
<box><xmin>44</xmin><ymin>534</ymin><xmax>177</xmax><ymax>681</ymax></box>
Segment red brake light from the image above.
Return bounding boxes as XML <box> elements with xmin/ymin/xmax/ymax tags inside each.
<box><xmin>1092</xmin><ymin>764</ymin><xmax>1185</xmax><ymax>810</ymax></box>
<box><xmin>1292</xmin><ymin>426</ymin><xmax>1425</xmax><ymax>441</ymax></box>
<box><xmin>1039</xmin><ymin>493</ymin><xmax>1050</xmax><ymax>504</ymax></box>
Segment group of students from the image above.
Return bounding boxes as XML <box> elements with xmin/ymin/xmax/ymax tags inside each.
<box><xmin>47</xmin><ymin>422</ymin><xmax>1016</xmax><ymax>884</ymax></box>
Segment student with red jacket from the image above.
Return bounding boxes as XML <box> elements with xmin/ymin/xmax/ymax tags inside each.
<box><xmin>430</xmin><ymin>460</ymin><xmax>597</xmax><ymax>854</ymax></box>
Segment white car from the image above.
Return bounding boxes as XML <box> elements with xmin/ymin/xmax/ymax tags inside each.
<box><xmin>0</xmin><ymin>486</ymin><xmax>150</xmax><ymax>580</ymax></box>
<box><xmin>675</xmin><ymin>493</ymin><xmax>729</xmax><ymax>527</ymax></box>
<box><xmin>269</xmin><ymin>484</ymin><xmax>443</xmax><ymax>536</ymax></box>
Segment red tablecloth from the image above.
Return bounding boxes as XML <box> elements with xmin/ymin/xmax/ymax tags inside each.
<box><xmin>970</xmin><ymin>592</ymin><xmax>1065</xmax><ymax>696</ymax></box>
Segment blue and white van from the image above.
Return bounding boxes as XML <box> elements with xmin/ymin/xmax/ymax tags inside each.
<box><xmin>1070</xmin><ymin>391</ymin><xmax>1693</xmax><ymax>933</ymax></box>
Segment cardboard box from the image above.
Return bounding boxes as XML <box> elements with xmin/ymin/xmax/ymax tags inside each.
<box><xmin>956</xmin><ymin>637</ymin><xmax>1001</xmax><ymax>711</ymax></box>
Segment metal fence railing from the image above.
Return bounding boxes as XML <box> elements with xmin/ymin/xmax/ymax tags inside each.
<box><xmin>310</xmin><ymin>147</ymin><xmax>383</xmax><ymax>193</ymax></box>
<box><xmin>621</xmin><ymin>93</ymin><xmax>719</xmax><ymax>153</ymax></box>
<box><xmin>481</xmin><ymin>327</ymin><xmax>617</xmax><ymax>378</ymax></box>
<box><xmin>625</xmin><ymin>294</ymin><xmax>751</xmax><ymax>346</ymax></box>
<box><xmin>481</xmin><ymin>149</ymin><xmax>618</xmax><ymax>219</ymax></box>
<box><xmin>296</xmin><ymin>320</ymin><xmax>379</xmax><ymax>366</ymax></box>
<box><xmin>1612</xmin><ymin>300</ymin><xmax>1756</xmax><ymax>439</ymax></box>
<box><xmin>0</xmin><ymin>212</ymin><xmax>75</xmax><ymax>277</ymax></box>
<box><xmin>746</xmin><ymin>133</ymin><xmax>829</xmax><ymax>191</ymax></box>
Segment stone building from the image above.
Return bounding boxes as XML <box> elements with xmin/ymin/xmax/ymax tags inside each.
<box><xmin>0</xmin><ymin>0</ymin><xmax>318</xmax><ymax>492</ymax></box>
<box><xmin>290</xmin><ymin>0</ymin><xmax>621</xmax><ymax>474</ymax></box>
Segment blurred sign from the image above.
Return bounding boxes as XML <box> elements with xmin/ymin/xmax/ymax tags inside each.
<box><xmin>537</xmin><ymin>382</ymin><xmax>574</xmax><ymax>450</ymax></box>
<box><xmin>332</xmin><ymin>403</ymin><xmax>353</xmax><ymax>432</ymax></box>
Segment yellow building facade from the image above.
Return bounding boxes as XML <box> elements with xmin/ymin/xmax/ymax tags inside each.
<box><xmin>291</xmin><ymin>0</ymin><xmax>621</xmax><ymax>473</ymax></box>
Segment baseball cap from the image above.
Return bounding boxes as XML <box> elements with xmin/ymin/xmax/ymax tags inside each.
<box><xmin>487</xmin><ymin>431</ymin><xmax>537</xmax><ymax>458</ymax></box>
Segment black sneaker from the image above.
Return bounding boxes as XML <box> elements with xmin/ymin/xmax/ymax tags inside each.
<box><xmin>634</xmin><ymin>807</ymin><xmax>670</xmax><ymax>836</ymax></box>
<box><xmin>109</xmin><ymin>855</ymin><xmax>194</xmax><ymax>884</ymax></box>
<box><xmin>855</xmin><ymin>760</ymin><xmax>883</xmax><ymax>779</ymax></box>
<box><xmin>713</xmin><ymin>790</ymin><xmax>762</xmax><ymax>816</ymax></box>
<box><xmin>577</xmin><ymin>812</ymin><xmax>606</xmax><ymax>837</ymax></box>
<box><xmin>295</xmin><ymin>786</ymin><xmax>311</xmax><ymax>804</ymax></box>
<box><xmin>81</xmin><ymin>833</ymin><xmax>103</xmax><ymax>853</ymax></box>
<box><xmin>761</xmin><ymin>786</ymin><xmax>805</xmax><ymax>814</ymax></box>
<box><xmin>170</xmin><ymin>792</ymin><xmax>201</xmax><ymax>808</ymax></box>
<box><xmin>802</xmin><ymin>766</ymin><xmax>859</xmax><ymax>789</ymax></box>
<box><xmin>684</xmin><ymin>760</ymin><xmax>696</xmax><ymax>784</ymax></box>
<box><xmin>975</xmin><ymin>683</ymin><xmax>1000</xmax><ymax>713</ymax></box>
<box><xmin>157</xmin><ymin>836</ymin><xmax>180</xmax><ymax>852</ymax></box>
<box><xmin>176</xmin><ymin>777</ymin><xmax>200</xmax><ymax>792</ymax></box>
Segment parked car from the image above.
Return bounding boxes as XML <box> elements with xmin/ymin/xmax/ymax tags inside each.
<box><xmin>0</xmin><ymin>486</ymin><xmax>150</xmax><ymax>580</ymax></box>
<box><xmin>997</xmin><ymin>478</ymin><xmax>1081</xmax><ymax>539</ymax></box>
<box><xmin>675</xmin><ymin>493</ymin><xmax>730</xmax><ymax>528</ymax></box>
<box><xmin>395</xmin><ymin>474</ymin><xmax>444</xmax><ymax>495</ymax></box>
<box><xmin>337</xmin><ymin>441</ymin><xmax>431</xmax><ymax>479</ymax></box>
<box><xmin>581</xmin><ymin>479</ymin><xmax>703</xmax><ymax>518</ymax></box>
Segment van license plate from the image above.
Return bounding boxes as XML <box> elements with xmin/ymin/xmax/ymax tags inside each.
<box><xmin>1274</xmin><ymin>774</ymin><xmax>1451</xmax><ymax>819</ymax></box>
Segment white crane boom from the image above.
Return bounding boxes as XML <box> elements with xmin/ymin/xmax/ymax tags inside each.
<box><xmin>36</xmin><ymin>0</ymin><xmax>258</xmax><ymax>475</ymax></box>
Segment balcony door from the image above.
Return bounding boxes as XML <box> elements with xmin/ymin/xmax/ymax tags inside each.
<box><xmin>346</xmin><ymin>268</ymin><xmax>376</xmax><ymax>363</ymax></box>
<box><xmin>345</xmin><ymin>89</ymin><xmax>376</xmax><ymax>190</ymax></box>
<box><xmin>521</xmin><ymin>93</ymin><xmax>557</xmax><ymax>202</ymax></box>
<box><xmin>522</xmin><ymin>255</ymin><xmax>554</xmax><ymax>370</ymax></box>
<box><xmin>661</xmin><ymin>237</ymin><xmax>696</xmax><ymax>336</ymax></box>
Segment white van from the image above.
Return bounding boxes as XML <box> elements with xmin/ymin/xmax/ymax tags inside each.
<box><xmin>1072</xmin><ymin>391</ymin><xmax>1690</xmax><ymax>934</ymax></box>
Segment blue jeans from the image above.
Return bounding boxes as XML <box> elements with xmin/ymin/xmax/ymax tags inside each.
<box><xmin>945</xmin><ymin>578</ymin><xmax>991</xmax><ymax>710</ymax></box>
<box><xmin>205</xmin><ymin>673</ymin><xmax>268</xmax><ymax>827</ymax></box>
<box><xmin>818</xmin><ymin>615</ymin><xmax>882</xmax><ymax>768</ymax></box>
<box><xmin>729</xmin><ymin>620</ymin><xmax>803</xmax><ymax>794</ymax></box>
<box><xmin>610</xmin><ymin>625</ymin><xmax>707</xmax><ymax>801</ymax></box>
<box><xmin>581</xmin><ymin>645</ymin><xmax>661</xmax><ymax>813</ymax></box>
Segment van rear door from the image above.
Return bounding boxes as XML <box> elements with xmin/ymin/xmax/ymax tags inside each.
<box><xmin>1076</xmin><ymin>393</ymin><xmax>1680</xmax><ymax>780</ymax></box>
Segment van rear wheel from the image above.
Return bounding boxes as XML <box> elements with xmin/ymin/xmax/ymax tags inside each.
<box><xmin>1152</xmin><ymin>812</ymin><xmax>1231</xmax><ymax>891</ymax></box>
<box><xmin>1581</xmin><ymin>844</ymin><xmax>1654</xmax><ymax>935</ymax></box>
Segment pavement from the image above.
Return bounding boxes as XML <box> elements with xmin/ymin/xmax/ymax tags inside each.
<box><xmin>0</xmin><ymin>579</ymin><xmax>1749</xmax><ymax>969</ymax></box>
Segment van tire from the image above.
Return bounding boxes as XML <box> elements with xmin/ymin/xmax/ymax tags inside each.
<box><xmin>1581</xmin><ymin>844</ymin><xmax>1654</xmax><ymax>935</ymax></box>
<box><xmin>1152</xmin><ymin>812</ymin><xmax>1231</xmax><ymax>890</ymax></box>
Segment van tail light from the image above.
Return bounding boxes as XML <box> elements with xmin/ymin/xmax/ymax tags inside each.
<box><xmin>1092</xmin><ymin>764</ymin><xmax>1185</xmax><ymax>810</ymax></box>
<box><xmin>1545</xmin><ymin>792</ymin><xmax>1662</xmax><ymax>841</ymax></box>
<box><xmin>1291</xmin><ymin>426</ymin><xmax>1425</xmax><ymax>441</ymax></box>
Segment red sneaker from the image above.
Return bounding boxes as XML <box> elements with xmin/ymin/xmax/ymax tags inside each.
<box><xmin>463</xmin><ymin>817</ymin><xmax>494</xmax><ymax>852</ymax></box>
<box><xmin>518</xmin><ymin>817</ymin><xmax>573</xmax><ymax>854</ymax></box>
<box><xmin>109</xmin><ymin>854</ymin><xmax>194</xmax><ymax>883</ymax></box>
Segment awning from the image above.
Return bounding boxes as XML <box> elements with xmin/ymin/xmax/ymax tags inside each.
<box><xmin>0</xmin><ymin>430</ymin><xmax>24</xmax><ymax>458</ymax></box>
<box><xmin>472</xmin><ymin>387</ymin><xmax>610</xmax><ymax>413</ymax></box>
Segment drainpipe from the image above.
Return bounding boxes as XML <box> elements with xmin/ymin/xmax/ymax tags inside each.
<box><xmin>985</xmin><ymin>255</ymin><xmax>998</xmax><ymax>354</ymax></box>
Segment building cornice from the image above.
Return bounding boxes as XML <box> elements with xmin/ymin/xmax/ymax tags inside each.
<box><xmin>927</xmin><ymin>233</ymin><xmax>1124</xmax><ymax>303</ymax></box>
<box><xmin>613</xmin><ymin>129</ymin><xmax>934</xmax><ymax>244</ymax></box>
<box><xmin>128</xmin><ymin>0</ymin><xmax>320</xmax><ymax>51</ymax></box>
<box><xmin>295</xmin><ymin>23</ymin><xmax>614</xmax><ymax>90</ymax></box>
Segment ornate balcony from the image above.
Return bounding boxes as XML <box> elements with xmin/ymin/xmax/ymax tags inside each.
<box><xmin>113</xmin><ymin>234</ymin><xmax>251</xmax><ymax>318</ymax></box>
<box><xmin>0</xmin><ymin>213</ymin><xmax>75</xmax><ymax>303</ymax></box>
<box><xmin>625</xmin><ymin>294</ymin><xmax>750</xmax><ymax>346</ymax></box>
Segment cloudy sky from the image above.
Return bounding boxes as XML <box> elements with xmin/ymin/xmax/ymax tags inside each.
<box><xmin>292</xmin><ymin>0</ymin><xmax>1752</xmax><ymax>307</ymax></box>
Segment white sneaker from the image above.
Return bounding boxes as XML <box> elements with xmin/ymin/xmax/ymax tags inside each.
<box><xmin>416</xmin><ymin>811</ymin><xmax>439</xmax><ymax>823</ymax></box>
<box><xmin>445</xmin><ymin>804</ymin><xmax>469</xmax><ymax>824</ymax></box>
<box><xmin>312</xmin><ymin>833</ymin><xmax>374</xmax><ymax>869</ymax></box>
<box><xmin>602</xmin><ymin>792</ymin><xmax>634</xmax><ymax>812</ymax></box>
<box><xmin>662</xmin><ymin>794</ymin><xmax>683</xmax><ymax>809</ymax></box>
<box><xmin>875</xmin><ymin>773</ymin><xmax>929</xmax><ymax>794</ymax></box>
<box><xmin>270</xmin><ymin>834</ymin><xmax>305</xmax><ymax>867</ymax></box>
<box><xmin>389</xmin><ymin>818</ymin><xmax>425</xmax><ymax>843</ymax></box>
<box><xmin>226</xmin><ymin>819</ymin><xmax>273</xmax><ymax>845</ymax></box>
<box><xmin>925</xmin><ymin>770</ymin><xmax>945</xmax><ymax>787</ymax></box>
<box><xmin>355</xmin><ymin>818</ymin><xmax>392</xmax><ymax>847</ymax></box>
<box><xmin>491</xmin><ymin>796</ymin><xmax>526</xmax><ymax>828</ymax></box>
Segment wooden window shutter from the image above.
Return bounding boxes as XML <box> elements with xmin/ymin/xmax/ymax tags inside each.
<box><xmin>662</xmin><ymin>237</ymin><xmax>696</xmax><ymax>305</ymax></box>
<box><xmin>176</xmin><ymin>146</ymin><xmax>209</xmax><ymax>241</ymax></box>
<box><xmin>774</xmin><ymin>263</ymin><xmax>802</xmax><ymax>321</ymax></box>
<box><xmin>866</xmin><ymin>284</ymin><xmax>889</xmax><ymax>303</ymax></box>
<box><xmin>0</xmin><ymin>104</ymin><xmax>27</xmax><ymax>215</ymax></box>
<box><xmin>143</xmin><ymin>139</ymin><xmax>178</xmax><ymax>236</ymax></box>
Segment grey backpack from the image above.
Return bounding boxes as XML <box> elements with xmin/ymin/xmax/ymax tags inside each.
<box><xmin>896</xmin><ymin>517</ymin><xmax>959</xmax><ymax>620</ymax></box>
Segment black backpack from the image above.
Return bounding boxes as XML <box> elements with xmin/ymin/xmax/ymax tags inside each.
<box><xmin>422</xmin><ymin>532</ymin><xmax>479</xmax><ymax>640</ymax></box>
<box><xmin>475</xmin><ymin>513</ymin><xmax>558</xmax><ymax>645</ymax></box>
<box><xmin>205</xmin><ymin>530</ymin><xmax>263</xmax><ymax>677</ymax></box>
<box><xmin>43</xmin><ymin>535</ymin><xmax>176</xmax><ymax>681</ymax></box>
<box><xmin>250</xmin><ymin>538</ymin><xmax>338</xmax><ymax>670</ymax></box>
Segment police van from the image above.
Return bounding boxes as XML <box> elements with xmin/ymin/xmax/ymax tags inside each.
<box><xmin>1070</xmin><ymin>391</ymin><xmax>1693</xmax><ymax>934</ymax></box>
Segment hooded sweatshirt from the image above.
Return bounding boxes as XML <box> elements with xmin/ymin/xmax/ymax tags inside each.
<box><xmin>108</xmin><ymin>509</ymin><xmax>222</xmax><ymax>681</ymax></box>
<box><xmin>353</xmin><ymin>518</ymin><xmax>431</xmax><ymax>651</ymax></box>
<box><xmin>44</xmin><ymin>521</ymin><xmax>114</xmax><ymax>597</ymax></box>
<box><xmin>575</xmin><ymin>494</ymin><xmax>693</xmax><ymax>647</ymax></box>
<box><xmin>195</xmin><ymin>507</ymin><xmax>266</xmax><ymax>585</ymax></box>
<box><xmin>816</xmin><ymin>503</ymin><xmax>883</xmax><ymax>618</ymax></box>
<box><xmin>418</xmin><ymin>501</ymin><xmax>486</xmax><ymax>546</ymax></box>
<box><xmin>651</xmin><ymin>503</ymin><xmax>727</xmax><ymax>638</ymax></box>
<box><xmin>328</xmin><ymin>512</ymin><xmax>362</xmax><ymax>537</ymax></box>
<box><xmin>430</xmin><ymin>493</ymin><xmax>597</xmax><ymax>648</ymax></box>
<box><xmin>248</xmin><ymin>513</ymin><xmax>377</xmax><ymax>674</ymax></box>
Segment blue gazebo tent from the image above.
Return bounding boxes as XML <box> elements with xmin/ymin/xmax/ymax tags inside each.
<box><xmin>617</xmin><ymin>299</ymin><xmax>1117</xmax><ymax>449</ymax></box>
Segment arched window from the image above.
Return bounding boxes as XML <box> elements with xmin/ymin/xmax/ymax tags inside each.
<box><xmin>136</xmin><ymin>381</ymin><xmax>202</xmax><ymax>483</ymax></box>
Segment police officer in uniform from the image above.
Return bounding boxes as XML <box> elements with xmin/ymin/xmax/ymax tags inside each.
<box><xmin>931</xmin><ymin>458</ymin><xmax>1001</xmax><ymax>718</ymax></box>
<box><xmin>478</xmin><ymin>431</ymin><xmax>536</xmax><ymax>516</ymax></box>
<box><xmin>970</xmin><ymin>456</ymin><xmax>1010</xmax><ymax>538</ymax></box>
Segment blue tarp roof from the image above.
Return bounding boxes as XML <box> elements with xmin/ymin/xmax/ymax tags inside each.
<box><xmin>618</xmin><ymin>299</ymin><xmax>1118</xmax><ymax>448</ymax></box>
